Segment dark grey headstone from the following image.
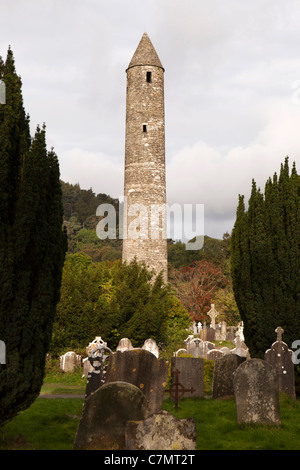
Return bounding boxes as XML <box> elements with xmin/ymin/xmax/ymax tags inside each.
<box><xmin>233</xmin><ymin>359</ymin><xmax>281</xmax><ymax>426</ymax></box>
<box><xmin>105</xmin><ymin>349</ymin><xmax>169</xmax><ymax>414</ymax></box>
<box><xmin>171</xmin><ymin>356</ymin><xmax>203</xmax><ymax>398</ymax></box>
<box><xmin>265</xmin><ymin>341</ymin><xmax>295</xmax><ymax>399</ymax></box>
<box><xmin>73</xmin><ymin>382</ymin><xmax>149</xmax><ymax>450</ymax></box>
<box><xmin>126</xmin><ymin>411</ymin><xmax>196</xmax><ymax>450</ymax></box>
<box><xmin>212</xmin><ymin>353</ymin><xmax>246</xmax><ymax>399</ymax></box>
<box><xmin>206</xmin><ymin>327</ymin><xmax>215</xmax><ymax>342</ymax></box>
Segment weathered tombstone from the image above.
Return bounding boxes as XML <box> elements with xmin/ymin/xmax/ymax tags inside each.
<box><xmin>212</xmin><ymin>354</ymin><xmax>246</xmax><ymax>399</ymax></box>
<box><xmin>185</xmin><ymin>337</ymin><xmax>203</xmax><ymax>358</ymax></box>
<box><xmin>232</xmin><ymin>333</ymin><xmax>248</xmax><ymax>358</ymax></box>
<box><xmin>207</xmin><ymin>349</ymin><xmax>224</xmax><ymax>361</ymax></box>
<box><xmin>206</xmin><ymin>327</ymin><xmax>216</xmax><ymax>342</ymax></box>
<box><xmin>233</xmin><ymin>359</ymin><xmax>281</xmax><ymax>425</ymax></box>
<box><xmin>264</xmin><ymin>327</ymin><xmax>295</xmax><ymax>399</ymax></box>
<box><xmin>200</xmin><ymin>322</ymin><xmax>207</xmax><ymax>341</ymax></box>
<box><xmin>126</xmin><ymin>411</ymin><xmax>196</xmax><ymax>450</ymax></box>
<box><xmin>215</xmin><ymin>321</ymin><xmax>227</xmax><ymax>341</ymax></box>
<box><xmin>73</xmin><ymin>382</ymin><xmax>149</xmax><ymax>450</ymax></box>
<box><xmin>105</xmin><ymin>349</ymin><xmax>169</xmax><ymax>415</ymax></box>
<box><xmin>116</xmin><ymin>337</ymin><xmax>133</xmax><ymax>352</ymax></box>
<box><xmin>85</xmin><ymin>344</ymin><xmax>112</xmax><ymax>399</ymax></box>
<box><xmin>171</xmin><ymin>356</ymin><xmax>204</xmax><ymax>398</ymax></box>
<box><xmin>60</xmin><ymin>351</ymin><xmax>81</xmax><ymax>373</ymax></box>
<box><xmin>226</xmin><ymin>326</ymin><xmax>235</xmax><ymax>342</ymax></box>
<box><xmin>220</xmin><ymin>346</ymin><xmax>231</xmax><ymax>355</ymax></box>
<box><xmin>142</xmin><ymin>338</ymin><xmax>159</xmax><ymax>358</ymax></box>
<box><xmin>86</xmin><ymin>336</ymin><xmax>107</xmax><ymax>355</ymax></box>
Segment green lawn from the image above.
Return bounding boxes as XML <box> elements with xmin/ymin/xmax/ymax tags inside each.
<box><xmin>1</xmin><ymin>369</ymin><xmax>300</xmax><ymax>450</ymax></box>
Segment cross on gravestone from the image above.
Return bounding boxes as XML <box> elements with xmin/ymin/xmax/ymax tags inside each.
<box><xmin>166</xmin><ymin>369</ymin><xmax>195</xmax><ymax>411</ymax></box>
<box><xmin>85</xmin><ymin>344</ymin><xmax>112</xmax><ymax>398</ymax></box>
<box><xmin>275</xmin><ymin>326</ymin><xmax>284</xmax><ymax>342</ymax></box>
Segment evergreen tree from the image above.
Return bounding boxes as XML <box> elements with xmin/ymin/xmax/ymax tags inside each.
<box><xmin>231</xmin><ymin>158</ymin><xmax>300</xmax><ymax>360</ymax></box>
<box><xmin>0</xmin><ymin>49</ymin><xmax>67</xmax><ymax>426</ymax></box>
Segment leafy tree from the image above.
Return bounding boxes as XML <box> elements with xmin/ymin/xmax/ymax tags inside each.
<box><xmin>231</xmin><ymin>158</ymin><xmax>300</xmax><ymax>359</ymax></box>
<box><xmin>51</xmin><ymin>256</ymin><xmax>191</xmax><ymax>355</ymax></box>
<box><xmin>0</xmin><ymin>49</ymin><xmax>67</xmax><ymax>426</ymax></box>
<box><xmin>170</xmin><ymin>260</ymin><xmax>228</xmax><ymax>322</ymax></box>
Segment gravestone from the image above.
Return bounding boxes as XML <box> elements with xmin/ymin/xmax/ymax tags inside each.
<box><xmin>206</xmin><ymin>327</ymin><xmax>216</xmax><ymax>342</ymax></box>
<box><xmin>264</xmin><ymin>327</ymin><xmax>295</xmax><ymax>399</ymax></box>
<box><xmin>126</xmin><ymin>411</ymin><xmax>196</xmax><ymax>450</ymax></box>
<box><xmin>73</xmin><ymin>382</ymin><xmax>149</xmax><ymax>450</ymax></box>
<box><xmin>220</xmin><ymin>346</ymin><xmax>231</xmax><ymax>355</ymax></box>
<box><xmin>231</xmin><ymin>334</ymin><xmax>248</xmax><ymax>358</ymax></box>
<box><xmin>207</xmin><ymin>349</ymin><xmax>224</xmax><ymax>361</ymax></box>
<box><xmin>142</xmin><ymin>338</ymin><xmax>159</xmax><ymax>358</ymax></box>
<box><xmin>60</xmin><ymin>351</ymin><xmax>81</xmax><ymax>372</ymax></box>
<box><xmin>86</xmin><ymin>336</ymin><xmax>107</xmax><ymax>355</ymax></box>
<box><xmin>105</xmin><ymin>349</ymin><xmax>169</xmax><ymax>414</ymax></box>
<box><xmin>212</xmin><ymin>353</ymin><xmax>246</xmax><ymax>399</ymax></box>
<box><xmin>116</xmin><ymin>338</ymin><xmax>133</xmax><ymax>352</ymax></box>
<box><xmin>185</xmin><ymin>337</ymin><xmax>203</xmax><ymax>357</ymax></box>
<box><xmin>85</xmin><ymin>344</ymin><xmax>112</xmax><ymax>399</ymax></box>
<box><xmin>171</xmin><ymin>357</ymin><xmax>204</xmax><ymax>398</ymax></box>
<box><xmin>233</xmin><ymin>359</ymin><xmax>281</xmax><ymax>425</ymax></box>
<box><xmin>226</xmin><ymin>326</ymin><xmax>235</xmax><ymax>342</ymax></box>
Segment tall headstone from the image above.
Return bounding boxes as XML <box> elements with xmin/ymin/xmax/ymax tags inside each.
<box><xmin>233</xmin><ymin>359</ymin><xmax>281</xmax><ymax>425</ymax></box>
<box><xmin>73</xmin><ymin>382</ymin><xmax>149</xmax><ymax>450</ymax></box>
<box><xmin>264</xmin><ymin>327</ymin><xmax>295</xmax><ymax>399</ymax></box>
<box><xmin>207</xmin><ymin>304</ymin><xmax>219</xmax><ymax>329</ymax></box>
<box><xmin>122</xmin><ymin>33</ymin><xmax>168</xmax><ymax>283</ymax></box>
<box><xmin>105</xmin><ymin>349</ymin><xmax>169</xmax><ymax>414</ymax></box>
<box><xmin>212</xmin><ymin>354</ymin><xmax>246</xmax><ymax>399</ymax></box>
<box><xmin>171</xmin><ymin>357</ymin><xmax>204</xmax><ymax>398</ymax></box>
<box><xmin>85</xmin><ymin>344</ymin><xmax>112</xmax><ymax>399</ymax></box>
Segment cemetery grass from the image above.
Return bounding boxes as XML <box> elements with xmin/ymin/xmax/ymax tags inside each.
<box><xmin>162</xmin><ymin>394</ymin><xmax>300</xmax><ymax>450</ymax></box>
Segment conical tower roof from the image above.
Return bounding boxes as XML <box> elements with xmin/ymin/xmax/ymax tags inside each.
<box><xmin>127</xmin><ymin>33</ymin><xmax>164</xmax><ymax>71</ymax></box>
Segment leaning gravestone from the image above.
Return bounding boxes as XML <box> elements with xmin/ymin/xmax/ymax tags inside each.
<box><xmin>105</xmin><ymin>349</ymin><xmax>169</xmax><ymax>415</ymax></box>
<box><xmin>73</xmin><ymin>382</ymin><xmax>149</xmax><ymax>450</ymax></box>
<box><xmin>233</xmin><ymin>359</ymin><xmax>281</xmax><ymax>425</ymax></box>
<box><xmin>171</xmin><ymin>357</ymin><xmax>203</xmax><ymax>398</ymax></box>
<box><xmin>126</xmin><ymin>411</ymin><xmax>196</xmax><ymax>450</ymax></box>
<box><xmin>212</xmin><ymin>354</ymin><xmax>246</xmax><ymax>399</ymax></box>
<box><xmin>264</xmin><ymin>327</ymin><xmax>295</xmax><ymax>399</ymax></box>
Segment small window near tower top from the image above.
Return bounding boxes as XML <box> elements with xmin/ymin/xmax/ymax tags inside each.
<box><xmin>146</xmin><ymin>71</ymin><xmax>152</xmax><ymax>83</ymax></box>
<box><xmin>143</xmin><ymin>124</ymin><xmax>147</xmax><ymax>133</ymax></box>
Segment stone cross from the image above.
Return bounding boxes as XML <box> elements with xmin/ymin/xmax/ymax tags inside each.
<box><xmin>166</xmin><ymin>369</ymin><xmax>195</xmax><ymax>411</ymax></box>
<box><xmin>275</xmin><ymin>326</ymin><xmax>284</xmax><ymax>342</ymax></box>
<box><xmin>207</xmin><ymin>304</ymin><xmax>219</xmax><ymax>329</ymax></box>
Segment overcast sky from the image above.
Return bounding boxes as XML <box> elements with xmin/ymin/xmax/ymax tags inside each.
<box><xmin>1</xmin><ymin>0</ymin><xmax>300</xmax><ymax>240</ymax></box>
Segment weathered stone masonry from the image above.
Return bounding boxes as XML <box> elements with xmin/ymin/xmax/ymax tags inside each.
<box><xmin>122</xmin><ymin>33</ymin><xmax>168</xmax><ymax>283</ymax></box>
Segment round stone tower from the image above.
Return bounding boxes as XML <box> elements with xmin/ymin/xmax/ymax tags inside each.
<box><xmin>122</xmin><ymin>33</ymin><xmax>168</xmax><ymax>283</ymax></box>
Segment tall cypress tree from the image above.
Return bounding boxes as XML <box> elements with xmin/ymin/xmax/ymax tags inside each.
<box><xmin>0</xmin><ymin>49</ymin><xmax>67</xmax><ymax>426</ymax></box>
<box><xmin>231</xmin><ymin>158</ymin><xmax>300</xmax><ymax>360</ymax></box>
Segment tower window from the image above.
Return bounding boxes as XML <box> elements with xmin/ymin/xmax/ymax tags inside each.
<box><xmin>146</xmin><ymin>71</ymin><xmax>152</xmax><ymax>83</ymax></box>
<box><xmin>143</xmin><ymin>124</ymin><xmax>147</xmax><ymax>133</ymax></box>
